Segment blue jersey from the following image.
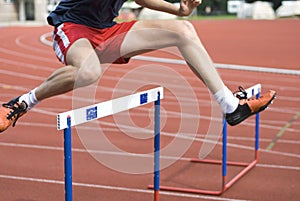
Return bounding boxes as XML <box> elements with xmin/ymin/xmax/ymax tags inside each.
<box><xmin>47</xmin><ymin>0</ymin><xmax>127</xmax><ymax>29</ymax></box>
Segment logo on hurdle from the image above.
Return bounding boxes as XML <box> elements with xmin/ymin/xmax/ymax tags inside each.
<box><xmin>86</xmin><ymin>106</ymin><xmax>97</xmax><ymax>121</ymax></box>
<box><xmin>140</xmin><ymin>93</ymin><xmax>148</xmax><ymax>104</ymax></box>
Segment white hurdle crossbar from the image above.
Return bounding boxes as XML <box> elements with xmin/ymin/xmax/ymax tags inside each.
<box><xmin>57</xmin><ymin>87</ymin><xmax>164</xmax><ymax>201</ymax></box>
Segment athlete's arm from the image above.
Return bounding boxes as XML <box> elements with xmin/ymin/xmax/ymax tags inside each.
<box><xmin>134</xmin><ymin>0</ymin><xmax>201</xmax><ymax>16</ymax></box>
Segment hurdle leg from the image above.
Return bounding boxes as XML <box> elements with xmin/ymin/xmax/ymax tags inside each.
<box><xmin>64</xmin><ymin>116</ymin><xmax>72</xmax><ymax>201</ymax></box>
<box><xmin>221</xmin><ymin>117</ymin><xmax>227</xmax><ymax>191</ymax></box>
<box><xmin>154</xmin><ymin>92</ymin><xmax>160</xmax><ymax>201</ymax></box>
<box><xmin>255</xmin><ymin>91</ymin><xmax>261</xmax><ymax>160</ymax></box>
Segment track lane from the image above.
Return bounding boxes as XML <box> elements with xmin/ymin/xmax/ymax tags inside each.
<box><xmin>0</xmin><ymin>20</ymin><xmax>299</xmax><ymax>201</ymax></box>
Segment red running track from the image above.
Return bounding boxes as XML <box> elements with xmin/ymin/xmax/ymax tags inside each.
<box><xmin>0</xmin><ymin>19</ymin><xmax>299</xmax><ymax>201</ymax></box>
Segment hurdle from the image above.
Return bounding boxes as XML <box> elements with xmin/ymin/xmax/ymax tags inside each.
<box><xmin>150</xmin><ymin>84</ymin><xmax>261</xmax><ymax>195</ymax></box>
<box><xmin>57</xmin><ymin>87</ymin><xmax>164</xmax><ymax>201</ymax></box>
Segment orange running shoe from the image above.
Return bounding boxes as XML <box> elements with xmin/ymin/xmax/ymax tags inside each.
<box><xmin>0</xmin><ymin>97</ymin><xmax>27</xmax><ymax>133</ymax></box>
<box><xmin>225</xmin><ymin>87</ymin><xmax>276</xmax><ymax>126</ymax></box>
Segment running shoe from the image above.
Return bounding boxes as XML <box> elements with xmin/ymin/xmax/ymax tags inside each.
<box><xmin>225</xmin><ymin>87</ymin><xmax>276</xmax><ymax>126</ymax></box>
<box><xmin>0</xmin><ymin>97</ymin><xmax>28</xmax><ymax>133</ymax></box>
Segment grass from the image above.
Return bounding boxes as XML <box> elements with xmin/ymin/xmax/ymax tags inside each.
<box><xmin>188</xmin><ymin>14</ymin><xmax>237</xmax><ymax>20</ymax></box>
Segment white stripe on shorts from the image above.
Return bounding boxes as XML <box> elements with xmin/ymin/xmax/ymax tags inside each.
<box><xmin>53</xmin><ymin>24</ymin><xmax>70</xmax><ymax>64</ymax></box>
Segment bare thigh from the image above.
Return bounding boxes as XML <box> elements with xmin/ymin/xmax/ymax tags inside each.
<box><xmin>120</xmin><ymin>20</ymin><xmax>199</xmax><ymax>58</ymax></box>
<box><xmin>66</xmin><ymin>38</ymin><xmax>100</xmax><ymax>70</ymax></box>
<box><xmin>120</xmin><ymin>20</ymin><xmax>223</xmax><ymax>94</ymax></box>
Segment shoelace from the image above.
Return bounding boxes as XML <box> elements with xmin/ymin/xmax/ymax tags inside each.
<box><xmin>234</xmin><ymin>86</ymin><xmax>248</xmax><ymax>100</ymax></box>
<box><xmin>2</xmin><ymin>98</ymin><xmax>27</xmax><ymax>127</ymax></box>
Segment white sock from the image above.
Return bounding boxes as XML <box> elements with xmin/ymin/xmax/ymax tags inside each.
<box><xmin>214</xmin><ymin>86</ymin><xmax>239</xmax><ymax>114</ymax></box>
<box><xmin>19</xmin><ymin>88</ymin><xmax>40</xmax><ymax>111</ymax></box>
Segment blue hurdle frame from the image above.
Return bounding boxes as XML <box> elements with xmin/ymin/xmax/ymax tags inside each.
<box><xmin>64</xmin><ymin>117</ymin><xmax>72</xmax><ymax>201</ymax></box>
<box><xmin>156</xmin><ymin>87</ymin><xmax>261</xmax><ymax>195</ymax></box>
<box><xmin>154</xmin><ymin>92</ymin><xmax>161</xmax><ymax>201</ymax></box>
<box><xmin>62</xmin><ymin>91</ymin><xmax>161</xmax><ymax>201</ymax></box>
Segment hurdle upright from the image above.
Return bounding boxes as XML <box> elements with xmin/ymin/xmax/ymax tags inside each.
<box><xmin>57</xmin><ymin>87</ymin><xmax>164</xmax><ymax>201</ymax></box>
<box><xmin>152</xmin><ymin>84</ymin><xmax>261</xmax><ymax>195</ymax></box>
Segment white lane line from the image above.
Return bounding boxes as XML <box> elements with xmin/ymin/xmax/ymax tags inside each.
<box><xmin>1</xmin><ymin>79</ymin><xmax>297</xmax><ymax>133</ymax></box>
<box><xmin>133</xmin><ymin>55</ymin><xmax>300</xmax><ymax>75</ymax></box>
<box><xmin>0</xmin><ymin>47</ymin><xmax>54</xmax><ymax>63</ymax></box>
<box><xmin>0</xmin><ymin>174</ymin><xmax>248</xmax><ymax>201</ymax></box>
<box><xmin>2</xmin><ymin>42</ymin><xmax>300</xmax><ymax>92</ymax></box>
<box><xmin>0</xmin><ymin>57</ymin><xmax>56</xmax><ymax>72</ymax></box>
<box><xmin>1</xmin><ymin>142</ymin><xmax>299</xmax><ymax>170</ymax></box>
<box><xmin>40</xmin><ymin>32</ymin><xmax>300</xmax><ymax>75</ymax></box>
<box><xmin>40</xmin><ymin>32</ymin><xmax>52</xmax><ymax>46</ymax></box>
<box><xmin>16</xmin><ymin>35</ymin><xmax>50</xmax><ymax>54</ymax></box>
<box><xmin>16</xmin><ymin>117</ymin><xmax>300</xmax><ymax>159</ymax></box>
<box><xmin>1</xmin><ymin>68</ymin><xmax>299</xmax><ymax>111</ymax></box>
<box><xmin>29</xmin><ymin>105</ymin><xmax>300</xmax><ymax>133</ymax></box>
<box><xmin>256</xmin><ymin>164</ymin><xmax>300</xmax><ymax>171</ymax></box>
<box><xmin>0</xmin><ymin>69</ymin><xmax>44</xmax><ymax>81</ymax></box>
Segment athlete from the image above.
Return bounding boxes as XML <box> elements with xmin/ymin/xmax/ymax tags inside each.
<box><xmin>0</xmin><ymin>0</ymin><xmax>276</xmax><ymax>132</ymax></box>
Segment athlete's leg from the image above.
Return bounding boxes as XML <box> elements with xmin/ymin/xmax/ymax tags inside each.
<box><xmin>120</xmin><ymin>20</ymin><xmax>239</xmax><ymax>114</ymax></box>
<box><xmin>120</xmin><ymin>20</ymin><xmax>276</xmax><ymax>122</ymax></box>
<box><xmin>0</xmin><ymin>38</ymin><xmax>102</xmax><ymax>132</ymax></box>
<box><xmin>120</xmin><ymin>20</ymin><xmax>224</xmax><ymax>94</ymax></box>
<box><xmin>35</xmin><ymin>38</ymin><xmax>101</xmax><ymax>100</ymax></box>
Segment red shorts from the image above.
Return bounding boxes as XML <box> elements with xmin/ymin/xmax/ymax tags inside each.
<box><xmin>52</xmin><ymin>21</ymin><xmax>136</xmax><ymax>64</ymax></box>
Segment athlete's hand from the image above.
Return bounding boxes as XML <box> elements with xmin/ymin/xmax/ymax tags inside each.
<box><xmin>178</xmin><ymin>0</ymin><xmax>201</xmax><ymax>16</ymax></box>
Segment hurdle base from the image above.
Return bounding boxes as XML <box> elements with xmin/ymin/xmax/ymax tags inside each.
<box><xmin>148</xmin><ymin>157</ymin><xmax>258</xmax><ymax>196</ymax></box>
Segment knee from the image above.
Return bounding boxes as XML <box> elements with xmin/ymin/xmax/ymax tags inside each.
<box><xmin>76</xmin><ymin>64</ymin><xmax>102</xmax><ymax>86</ymax></box>
<box><xmin>174</xmin><ymin>20</ymin><xmax>198</xmax><ymax>42</ymax></box>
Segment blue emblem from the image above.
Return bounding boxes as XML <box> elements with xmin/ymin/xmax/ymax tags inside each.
<box><xmin>140</xmin><ymin>93</ymin><xmax>148</xmax><ymax>104</ymax></box>
<box><xmin>86</xmin><ymin>106</ymin><xmax>97</xmax><ymax>121</ymax></box>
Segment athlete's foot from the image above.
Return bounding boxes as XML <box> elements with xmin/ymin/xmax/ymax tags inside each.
<box><xmin>225</xmin><ymin>87</ymin><xmax>276</xmax><ymax>126</ymax></box>
<box><xmin>0</xmin><ymin>97</ymin><xmax>28</xmax><ymax>133</ymax></box>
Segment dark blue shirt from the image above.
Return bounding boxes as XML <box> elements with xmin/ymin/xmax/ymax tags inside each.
<box><xmin>47</xmin><ymin>0</ymin><xmax>127</xmax><ymax>28</ymax></box>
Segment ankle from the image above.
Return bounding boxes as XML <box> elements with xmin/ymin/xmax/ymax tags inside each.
<box><xmin>20</xmin><ymin>101</ymin><xmax>28</xmax><ymax>110</ymax></box>
<box><xmin>19</xmin><ymin>88</ymin><xmax>39</xmax><ymax>110</ymax></box>
<box><xmin>214</xmin><ymin>86</ymin><xmax>239</xmax><ymax>114</ymax></box>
